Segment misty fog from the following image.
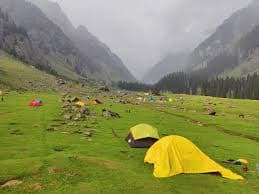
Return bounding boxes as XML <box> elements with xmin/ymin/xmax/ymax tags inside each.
<box><xmin>50</xmin><ymin>0</ymin><xmax>251</xmax><ymax>79</ymax></box>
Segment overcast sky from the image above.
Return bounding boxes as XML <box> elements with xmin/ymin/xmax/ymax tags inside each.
<box><xmin>50</xmin><ymin>0</ymin><xmax>251</xmax><ymax>79</ymax></box>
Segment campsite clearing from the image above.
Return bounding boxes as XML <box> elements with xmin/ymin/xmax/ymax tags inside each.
<box><xmin>0</xmin><ymin>92</ymin><xmax>259</xmax><ymax>194</ymax></box>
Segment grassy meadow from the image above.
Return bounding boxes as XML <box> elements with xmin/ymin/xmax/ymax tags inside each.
<box><xmin>0</xmin><ymin>92</ymin><xmax>259</xmax><ymax>194</ymax></box>
<box><xmin>0</xmin><ymin>53</ymin><xmax>57</xmax><ymax>91</ymax></box>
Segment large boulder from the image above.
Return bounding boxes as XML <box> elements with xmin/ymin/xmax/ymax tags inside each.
<box><xmin>207</xmin><ymin>109</ymin><xmax>216</xmax><ymax>116</ymax></box>
<box><xmin>57</xmin><ymin>79</ymin><xmax>66</xmax><ymax>85</ymax></box>
<box><xmin>102</xmin><ymin>109</ymin><xmax>120</xmax><ymax>118</ymax></box>
<box><xmin>79</xmin><ymin>107</ymin><xmax>90</xmax><ymax>115</ymax></box>
<box><xmin>64</xmin><ymin>114</ymin><xmax>73</xmax><ymax>120</ymax></box>
<box><xmin>99</xmin><ymin>86</ymin><xmax>110</xmax><ymax>92</ymax></box>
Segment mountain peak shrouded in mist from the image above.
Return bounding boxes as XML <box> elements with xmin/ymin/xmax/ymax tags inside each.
<box><xmin>0</xmin><ymin>0</ymin><xmax>135</xmax><ymax>82</ymax></box>
<box><xmin>46</xmin><ymin>0</ymin><xmax>251</xmax><ymax>79</ymax></box>
<box><xmin>185</xmin><ymin>0</ymin><xmax>259</xmax><ymax>78</ymax></box>
<box><xmin>0</xmin><ymin>0</ymin><xmax>254</xmax><ymax>82</ymax></box>
<box><xmin>31</xmin><ymin>0</ymin><xmax>136</xmax><ymax>82</ymax></box>
<box><xmin>143</xmin><ymin>53</ymin><xmax>188</xmax><ymax>84</ymax></box>
<box><xmin>142</xmin><ymin>0</ymin><xmax>258</xmax><ymax>83</ymax></box>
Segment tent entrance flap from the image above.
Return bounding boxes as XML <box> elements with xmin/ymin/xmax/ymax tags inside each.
<box><xmin>125</xmin><ymin>133</ymin><xmax>158</xmax><ymax>148</ymax></box>
<box><xmin>126</xmin><ymin>124</ymin><xmax>160</xmax><ymax>148</ymax></box>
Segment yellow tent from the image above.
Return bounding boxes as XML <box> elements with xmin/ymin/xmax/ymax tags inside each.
<box><xmin>0</xmin><ymin>90</ymin><xmax>2</xmax><ymax>96</ymax></box>
<box><xmin>75</xmin><ymin>101</ymin><xmax>85</xmax><ymax>107</ymax></box>
<box><xmin>130</xmin><ymin>124</ymin><xmax>159</xmax><ymax>140</ymax></box>
<box><xmin>144</xmin><ymin>135</ymin><xmax>243</xmax><ymax>180</ymax></box>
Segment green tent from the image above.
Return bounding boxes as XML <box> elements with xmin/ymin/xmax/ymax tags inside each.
<box><xmin>125</xmin><ymin>124</ymin><xmax>159</xmax><ymax>148</ymax></box>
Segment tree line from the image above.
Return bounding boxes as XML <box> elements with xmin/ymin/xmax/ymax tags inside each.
<box><xmin>118</xmin><ymin>72</ymin><xmax>259</xmax><ymax>100</ymax></box>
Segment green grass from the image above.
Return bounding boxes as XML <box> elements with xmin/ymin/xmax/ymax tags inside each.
<box><xmin>0</xmin><ymin>92</ymin><xmax>259</xmax><ymax>194</ymax></box>
<box><xmin>0</xmin><ymin>52</ymin><xmax>57</xmax><ymax>91</ymax></box>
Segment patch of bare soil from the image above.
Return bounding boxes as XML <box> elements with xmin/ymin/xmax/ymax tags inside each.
<box><xmin>0</xmin><ymin>179</ymin><xmax>23</xmax><ymax>189</ymax></box>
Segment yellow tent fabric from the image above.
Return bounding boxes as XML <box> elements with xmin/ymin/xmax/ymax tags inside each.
<box><xmin>144</xmin><ymin>135</ymin><xmax>243</xmax><ymax>180</ymax></box>
<box><xmin>130</xmin><ymin>124</ymin><xmax>159</xmax><ymax>140</ymax></box>
<box><xmin>75</xmin><ymin>101</ymin><xmax>85</xmax><ymax>107</ymax></box>
<box><xmin>0</xmin><ymin>90</ymin><xmax>2</xmax><ymax>96</ymax></box>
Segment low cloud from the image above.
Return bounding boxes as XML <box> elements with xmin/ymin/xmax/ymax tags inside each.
<box><xmin>52</xmin><ymin>0</ymin><xmax>251</xmax><ymax>78</ymax></box>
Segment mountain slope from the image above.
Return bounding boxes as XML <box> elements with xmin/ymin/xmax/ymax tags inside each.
<box><xmin>28</xmin><ymin>0</ymin><xmax>135</xmax><ymax>82</ymax></box>
<box><xmin>188</xmin><ymin>0</ymin><xmax>259</xmax><ymax>77</ymax></box>
<box><xmin>0</xmin><ymin>7</ymin><xmax>62</xmax><ymax>77</ymax></box>
<box><xmin>0</xmin><ymin>52</ymin><xmax>57</xmax><ymax>91</ymax></box>
<box><xmin>143</xmin><ymin>53</ymin><xmax>187</xmax><ymax>84</ymax></box>
<box><xmin>0</xmin><ymin>0</ymin><xmax>93</xmax><ymax>80</ymax></box>
<box><xmin>0</xmin><ymin>8</ymin><xmax>32</xmax><ymax>62</ymax></box>
<box><xmin>222</xmin><ymin>25</ymin><xmax>259</xmax><ymax>77</ymax></box>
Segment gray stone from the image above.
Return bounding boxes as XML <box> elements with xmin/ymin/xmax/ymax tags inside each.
<box><xmin>64</xmin><ymin>114</ymin><xmax>73</xmax><ymax>120</ymax></box>
<box><xmin>79</xmin><ymin>107</ymin><xmax>90</xmax><ymax>115</ymax></box>
<box><xmin>84</xmin><ymin>131</ymin><xmax>92</xmax><ymax>137</ymax></box>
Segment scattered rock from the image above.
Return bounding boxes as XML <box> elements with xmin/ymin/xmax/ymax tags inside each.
<box><xmin>239</xmin><ymin>114</ymin><xmax>245</xmax><ymax>118</ymax></box>
<box><xmin>207</xmin><ymin>109</ymin><xmax>216</xmax><ymax>116</ymax></box>
<box><xmin>79</xmin><ymin>107</ymin><xmax>90</xmax><ymax>115</ymax></box>
<box><xmin>87</xmin><ymin>128</ymin><xmax>97</xmax><ymax>133</ymax></box>
<box><xmin>71</xmin><ymin>106</ymin><xmax>79</xmax><ymax>112</ymax></box>
<box><xmin>99</xmin><ymin>86</ymin><xmax>110</xmax><ymax>92</ymax></box>
<box><xmin>64</xmin><ymin>114</ymin><xmax>73</xmax><ymax>120</ymax></box>
<box><xmin>46</xmin><ymin>127</ymin><xmax>58</xmax><ymax>132</ymax></box>
<box><xmin>75</xmin><ymin>113</ymin><xmax>84</xmax><ymax>120</ymax></box>
<box><xmin>62</xmin><ymin>103</ymin><xmax>70</xmax><ymax>108</ymax></box>
<box><xmin>84</xmin><ymin>131</ymin><xmax>92</xmax><ymax>137</ymax></box>
<box><xmin>119</xmin><ymin>100</ymin><xmax>127</xmax><ymax>104</ymax></box>
<box><xmin>0</xmin><ymin>180</ymin><xmax>23</xmax><ymax>189</ymax></box>
<box><xmin>68</xmin><ymin>97</ymin><xmax>80</xmax><ymax>103</ymax></box>
<box><xmin>56</xmin><ymin>79</ymin><xmax>66</xmax><ymax>85</ymax></box>
<box><xmin>102</xmin><ymin>109</ymin><xmax>120</xmax><ymax>118</ymax></box>
<box><xmin>197</xmin><ymin>122</ymin><xmax>204</xmax><ymax>127</ymax></box>
<box><xmin>72</xmin><ymin>129</ymin><xmax>83</xmax><ymax>134</ymax></box>
<box><xmin>68</xmin><ymin>122</ymin><xmax>77</xmax><ymax>126</ymax></box>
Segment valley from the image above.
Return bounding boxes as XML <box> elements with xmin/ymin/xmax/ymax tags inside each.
<box><xmin>0</xmin><ymin>91</ymin><xmax>259</xmax><ymax>193</ymax></box>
